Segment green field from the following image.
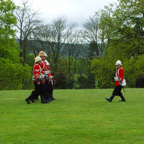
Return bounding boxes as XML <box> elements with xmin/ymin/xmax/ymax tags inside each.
<box><xmin>0</xmin><ymin>88</ymin><xmax>144</xmax><ymax>144</ymax></box>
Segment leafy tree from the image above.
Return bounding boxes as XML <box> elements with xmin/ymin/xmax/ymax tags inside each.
<box><xmin>124</xmin><ymin>55</ymin><xmax>144</xmax><ymax>87</ymax></box>
<box><xmin>0</xmin><ymin>0</ymin><xmax>31</xmax><ymax>90</ymax></box>
<box><xmin>91</xmin><ymin>57</ymin><xmax>115</xmax><ymax>88</ymax></box>
<box><xmin>76</xmin><ymin>58</ymin><xmax>89</xmax><ymax>77</ymax></box>
<box><xmin>77</xmin><ymin>76</ymin><xmax>89</xmax><ymax>89</ymax></box>
<box><xmin>54</xmin><ymin>72</ymin><xmax>67</xmax><ymax>89</ymax></box>
<box><xmin>90</xmin><ymin>0</ymin><xmax>144</xmax><ymax>88</ymax></box>
<box><xmin>87</xmin><ymin>41</ymin><xmax>97</xmax><ymax>88</ymax></box>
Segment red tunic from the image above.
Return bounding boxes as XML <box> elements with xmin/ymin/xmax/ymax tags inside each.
<box><xmin>40</xmin><ymin>61</ymin><xmax>50</xmax><ymax>77</ymax></box>
<box><xmin>46</xmin><ymin>65</ymin><xmax>53</xmax><ymax>84</ymax></box>
<box><xmin>33</xmin><ymin>63</ymin><xmax>44</xmax><ymax>83</ymax></box>
<box><xmin>40</xmin><ymin>61</ymin><xmax>48</xmax><ymax>72</ymax></box>
<box><xmin>115</xmin><ymin>66</ymin><xmax>124</xmax><ymax>86</ymax></box>
<box><xmin>42</xmin><ymin>60</ymin><xmax>53</xmax><ymax>84</ymax></box>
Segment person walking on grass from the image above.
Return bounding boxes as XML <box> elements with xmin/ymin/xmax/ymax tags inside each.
<box><xmin>25</xmin><ymin>56</ymin><xmax>49</xmax><ymax>104</ymax></box>
<box><xmin>45</xmin><ymin>59</ymin><xmax>57</xmax><ymax>101</ymax></box>
<box><xmin>38</xmin><ymin>51</ymin><xmax>52</xmax><ymax>102</ymax></box>
<box><xmin>106</xmin><ymin>60</ymin><xmax>126</xmax><ymax>102</ymax></box>
<box><xmin>38</xmin><ymin>51</ymin><xmax>57</xmax><ymax>101</ymax></box>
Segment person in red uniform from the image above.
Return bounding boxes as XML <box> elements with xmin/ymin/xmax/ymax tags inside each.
<box><xmin>45</xmin><ymin>59</ymin><xmax>57</xmax><ymax>101</ymax></box>
<box><xmin>25</xmin><ymin>56</ymin><xmax>48</xmax><ymax>104</ymax></box>
<box><xmin>106</xmin><ymin>60</ymin><xmax>126</xmax><ymax>102</ymax></box>
<box><xmin>38</xmin><ymin>51</ymin><xmax>51</xmax><ymax>102</ymax></box>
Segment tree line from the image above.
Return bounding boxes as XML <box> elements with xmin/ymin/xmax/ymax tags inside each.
<box><xmin>0</xmin><ymin>0</ymin><xmax>144</xmax><ymax>90</ymax></box>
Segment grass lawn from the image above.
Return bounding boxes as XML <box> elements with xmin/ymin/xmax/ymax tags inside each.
<box><xmin>0</xmin><ymin>88</ymin><xmax>144</xmax><ymax>144</ymax></box>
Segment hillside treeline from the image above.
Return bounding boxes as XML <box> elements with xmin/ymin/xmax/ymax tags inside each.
<box><xmin>0</xmin><ymin>0</ymin><xmax>144</xmax><ymax>90</ymax></box>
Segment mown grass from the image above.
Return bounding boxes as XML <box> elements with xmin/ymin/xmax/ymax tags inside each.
<box><xmin>0</xmin><ymin>88</ymin><xmax>144</xmax><ymax>144</ymax></box>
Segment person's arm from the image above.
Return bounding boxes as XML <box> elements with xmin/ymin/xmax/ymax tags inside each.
<box><xmin>119</xmin><ymin>68</ymin><xmax>124</xmax><ymax>84</ymax></box>
<box><xmin>34</xmin><ymin>64</ymin><xmax>41</xmax><ymax>85</ymax></box>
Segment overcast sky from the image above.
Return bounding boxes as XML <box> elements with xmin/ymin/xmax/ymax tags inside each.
<box><xmin>13</xmin><ymin>0</ymin><xmax>118</xmax><ymax>27</ymax></box>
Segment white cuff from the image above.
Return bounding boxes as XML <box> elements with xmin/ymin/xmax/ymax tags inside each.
<box><xmin>114</xmin><ymin>77</ymin><xmax>119</xmax><ymax>81</ymax></box>
<box><xmin>40</xmin><ymin>74</ymin><xmax>44</xmax><ymax>78</ymax></box>
<box><xmin>44</xmin><ymin>71</ymin><xmax>50</xmax><ymax>75</ymax></box>
<box><xmin>49</xmin><ymin>76</ymin><xmax>53</xmax><ymax>79</ymax></box>
<box><xmin>32</xmin><ymin>76</ymin><xmax>35</xmax><ymax>80</ymax></box>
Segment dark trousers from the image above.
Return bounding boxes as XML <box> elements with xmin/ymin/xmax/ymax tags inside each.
<box><xmin>44</xmin><ymin>80</ymin><xmax>52</xmax><ymax>100</ymax></box>
<box><xmin>44</xmin><ymin>80</ymin><xmax>53</xmax><ymax>94</ymax></box>
<box><xmin>111</xmin><ymin>85</ymin><xmax>126</xmax><ymax>101</ymax></box>
<box><xmin>32</xmin><ymin>82</ymin><xmax>44</xmax><ymax>99</ymax></box>
<box><xmin>112</xmin><ymin>85</ymin><xmax>122</xmax><ymax>96</ymax></box>
<box><xmin>44</xmin><ymin>80</ymin><xmax>48</xmax><ymax>94</ymax></box>
<box><xmin>26</xmin><ymin>82</ymin><xmax>44</xmax><ymax>102</ymax></box>
<box><xmin>47</xmin><ymin>81</ymin><xmax>53</xmax><ymax>96</ymax></box>
<box><xmin>34</xmin><ymin>82</ymin><xmax>44</xmax><ymax>95</ymax></box>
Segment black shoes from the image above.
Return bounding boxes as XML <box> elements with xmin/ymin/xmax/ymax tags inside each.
<box><xmin>31</xmin><ymin>98</ymin><xmax>36</xmax><ymax>103</ymax></box>
<box><xmin>25</xmin><ymin>98</ymin><xmax>31</xmax><ymax>104</ymax></box>
<box><xmin>41</xmin><ymin>95</ymin><xmax>49</xmax><ymax>103</ymax></box>
<box><xmin>119</xmin><ymin>100</ymin><xmax>126</xmax><ymax>102</ymax></box>
<box><xmin>51</xmin><ymin>97</ymin><xmax>57</xmax><ymax>101</ymax></box>
<box><xmin>105</xmin><ymin>98</ymin><xmax>112</xmax><ymax>102</ymax></box>
<box><xmin>106</xmin><ymin>94</ymin><xmax>126</xmax><ymax>102</ymax></box>
<box><xmin>119</xmin><ymin>94</ymin><xmax>126</xmax><ymax>102</ymax></box>
<box><xmin>106</xmin><ymin>97</ymin><xmax>126</xmax><ymax>102</ymax></box>
<box><xmin>25</xmin><ymin>93</ymin><xmax>56</xmax><ymax>104</ymax></box>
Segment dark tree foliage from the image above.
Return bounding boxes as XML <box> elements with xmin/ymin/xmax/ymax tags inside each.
<box><xmin>77</xmin><ymin>76</ymin><xmax>89</xmax><ymax>89</ymax></box>
<box><xmin>135</xmin><ymin>73</ymin><xmax>144</xmax><ymax>88</ymax></box>
<box><xmin>53</xmin><ymin>72</ymin><xmax>67</xmax><ymax>89</ymax></box>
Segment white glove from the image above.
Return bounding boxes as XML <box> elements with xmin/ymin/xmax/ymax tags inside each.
<box><xmin>44</xmin><ymin>71</ymin><xmax>50</xmax><ymax>75</ymax></box>
<box><xmin>49</xmin><ymin>75</ymin><xmax>53</xmax><ymax>79</ymax></box>
<box><xmin>114</xmin><ymin>77</ymin><xmax>119</xmax><ymax>81</ymax></box>
<box><xmin>40</xmin><ymin>74</ymin><xmax>45</xmax><ymax>78</ymax></box>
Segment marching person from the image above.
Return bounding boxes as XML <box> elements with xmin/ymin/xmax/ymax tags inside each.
<box><xmin>45</xmin><ymin>59</ymin><xmax>57</xmax><ymax>101</ymax></box>
<box><xmin>105</xmin><ymin>60</ymin><xmax>126</xmax><ymax>102</ymax></box>
<box><xmin>25</xmin><ymin>56</ymin><xmax>48</xmax><ymax>104</ymax></box>
<box><xmin>38</xmin><ymin>51</ymin><xmax>51</xmax><ymax>102</ymax></box>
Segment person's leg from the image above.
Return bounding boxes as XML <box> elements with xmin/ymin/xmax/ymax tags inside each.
<box><xmin>44</xmin><ymin>80</ymin><xmax>50</xmax><ymax>103</ymax></box>
<box><xmin>39</xmin><ymin>83</ymin><xmax>49</xmax><ymax>103</ymax></box>
<box><xmin>45</xmin><ymin>80</ymin><xmax>51</xmax><ymax>102</ymax></box>
<box><xmin>106</xmin><ymin>86</ymin><xmax>118</xmax><ymax>102</ymax></box>
<box><xmin>49</xmin><ymin>81</ymin><xmax>56</xmax><ymax>100</ymax></box>
<box><xmin>25</xmin><ymin>83</ymin><xmax>37</xmax><ymax>104</ymax></box>
<box><xmin>33</xmin><ymin>82</ymin><xmax>39</xmax><ymax>101</ymax></box>
<box><xmin>47</xmin><ymin>82</ymin><xmax>53</xmax><ymax>101</ymax></box>
<box><xmin>29</xmin><ymin>91</ymin><xmax>36</xmax><ymax>103</ymax></box>
<box><xmin>25</xmin><ymin>94</ymin><xmax>32</xmax><ymax>104</ymax></box>
<box><xmin>118</xmin><ymin>86</ymin><xmax>126</xmax><ymax>102</ymax></box>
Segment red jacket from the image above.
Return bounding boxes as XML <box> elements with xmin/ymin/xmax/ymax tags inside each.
<box><xmin>45</xmin><ymin>64</ymin><xmax>53</xmax><ymax>84</ymax></box>
<box><xmin>48</xmin><ymin>67</ymin><xmax>53</xmax><ymax>84</ymax></box>
<box><xmin>33</xmin><ymin>63</ymin><xmax>44</xmax><ymax>83</ymax></box>
<box><xmin>115</xmin><ymin>66</ymin><xmax>124</xmax><ymax>86</ymax></box>
<box><xmin>41</xmin><ymin>61</ymin><xmax>53</xmax><ymax>83</ymax></box>
<box><xmin>40</xmin><ymin>61</ymin><xmax>50</xmax><ymax>77</ymax></box>
<box><xmin>41</xmin><ymin>60</ymin><xmax>53</xmax><ymax>84</ymax></box>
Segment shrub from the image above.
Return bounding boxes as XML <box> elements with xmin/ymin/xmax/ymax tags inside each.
<box><xmin>53</xmin><ymin>72</ymin><xmax>67</xmax><ymax>89</ymax></box>
<box><xmin>135</xmin><ymin>73</ymin><xmax>144</xmax><ymax>88</ymax></box>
